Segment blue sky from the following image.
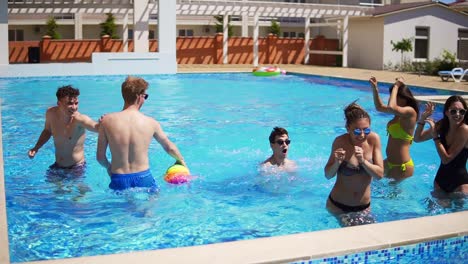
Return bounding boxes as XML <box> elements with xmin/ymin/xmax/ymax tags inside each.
<box><xmin>438</xmin><ymin>0</ymin><xmax>456</xmax><ymax>3</ymax></box>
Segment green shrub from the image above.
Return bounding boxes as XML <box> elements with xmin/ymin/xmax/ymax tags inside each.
<box><xmin>214</xmin><ymin>15</ymin><xmax>233</xmax><ymax>37</ymax></box>
<box><xmin>269</xmin><ymin>19</ymin><xmax>281</xmax><ymax>36</ymax></box>
<box><xmin>437</xmin><ymin>49</ymin><xmax>458</xmax><ymax>71</ymax></box>
<box><xmin>45</xmin><ymin>17</ymin><xmax>61</xmax><ymax>39</ymax></box>
<box><xmin>100</xmin><ymin>13</ymin><xmax>119</xmax><ymax>39</ymax></box>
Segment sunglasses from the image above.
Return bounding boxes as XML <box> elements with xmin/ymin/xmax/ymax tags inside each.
<box><xmin>353</xmin><ymin>128</ymin><xmax>371</xmax><ymax>136</ymax></box>
<box><xmin>275</xmin><ymin>139</ymin><xmax>291</xmax><ymax>145</ymax></box>
<box><xmin>449</xmin><ymin>109</ymin><xmax>466</xmax><ymax>116</ymax></box>
<box><xmin>142</xmin><ymin>94</ymin><xmax>149</xmax><ymax>100</ymax></box>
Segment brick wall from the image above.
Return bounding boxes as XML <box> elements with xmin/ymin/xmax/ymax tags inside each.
<box><xmin>9</xmin><ymin>34</ymin><xmax>339</xmax><ymax>66</ymax></box>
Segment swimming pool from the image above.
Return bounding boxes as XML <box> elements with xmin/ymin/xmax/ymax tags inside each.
<box><xmin>0</xmin><ymin>73</ymin><xmax>466</xmax><ymax>262</ymax></box>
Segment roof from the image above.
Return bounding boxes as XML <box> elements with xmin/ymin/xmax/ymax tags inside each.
<box><xmin>371</xmin><ymin>1</ymin><xmax>454</xmax><ymax>17</ymax></box>
<box><xmin>450</xmin><ymin>0</ymin><xmax>468</xmax><ymax>6</ymax></box>
<box><xmin>450</xmin><ymin>0</ymin><xmax>468</xmax><ymax>11</ymax></box>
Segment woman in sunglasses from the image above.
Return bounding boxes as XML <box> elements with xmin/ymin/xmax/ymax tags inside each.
<box><xmin>414</xmin><ymin>95</ymin><xmax>468</xmax><ymax>195</ymax></box>
<box><xmin>324</xmin><ymin>102</ymin><xmax>384</xmax><ymax>226</ymax></box>
<box><xmin>369</xmin><ymin>76</ymin><xmax>419</xmax><ymax>180</ymax></box>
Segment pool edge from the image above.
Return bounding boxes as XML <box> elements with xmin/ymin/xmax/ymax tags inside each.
<box><xmin>0</xmin><ymin>101</ymin><xmax>10</xmax><ymax>264</ymax></box>
<box><xmin>10</xmin><ymin>211</ymin><xmax>468</xmax><ymax>264</ymax></box>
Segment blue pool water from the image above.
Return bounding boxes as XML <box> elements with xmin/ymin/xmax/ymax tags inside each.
<box><xmin>0</xmin><ymin>73</ymin><xmax>466</xmax><ymax>262</ymax></box>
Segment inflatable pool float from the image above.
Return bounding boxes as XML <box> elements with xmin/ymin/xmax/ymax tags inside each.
<box><xmin>252</xmin><ymin>66</ymin><xmax>286</xmax><ymax>77</ymax></box>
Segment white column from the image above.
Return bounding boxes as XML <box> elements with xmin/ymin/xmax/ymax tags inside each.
<box><xmin>342</xmin><ymin>15</ymin><xmax>348</xmax><ymax>67</ymax></box>
<box><xmin>241</xmin><ymin>0</ymin><xmax>248</xmax><ymax>37</ymax></box>
<box><xmin>74</xmin><ymin>12</ymin><xmax>83</xmax><ymax>40</ymax></box>
<box><xmin>223</xmin><ymin>14</ymin><xmax>229</xmax><ymax>64</ymax></box>
<box><xmin>0</xmin><ymin>0</ymin><xmax>8</xmax><ymax>65</ymax></box>
<box><xmin>337</xmin><ymin>19</ymin><xmax>342</xmax><ymax>49</ymax></box>
<box><xmin>241</xmin><ymin>15</ymin><xmax>248</xmax><ymax>37</ymax></box>
<box><xmin>253</xmin><ymin>14</ymin><xmax>259</xmax><ymax>67</ymax></box>
<box><xmin>304</xmin><ymin>15</ymin><xmax>310</xmax><ymax>65</ymax></box>
<box><xmin>123</xmin><ymin>11</ymin><xmax>129</xmax><ymax>52</ymax></box>
<box><xmin>158</xmin><ymin>0</ymin><xmax>176</xmax><ymax>54</ymax></box>
<box><xmin>133</xmin><ymin>0</ymin><xmax>150</xmax><ymax>52</ymax></box>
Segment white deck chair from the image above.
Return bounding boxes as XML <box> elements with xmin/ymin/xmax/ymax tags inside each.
<box><xmin>438</xmin><ymin>68</ymin><xmax>468</xmax><ymax>82</ymax></box>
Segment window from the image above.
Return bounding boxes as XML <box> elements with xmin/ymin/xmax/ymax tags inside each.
<box><xmin>282</xmin><ymin>31</ymin><xmax>296</xmax><ymax>38</ymax></box>
<box><xmin>178</xmin><ymin>29</ymin><xmax>194</xmax><ymax>37</ymax></box>
<box><xmin>128</xmin><ymin>30</ymin><xmax>155</xmax><ymax>39</ymax></box>
<box><xmin>359</xmin><ymin>0</ymin><xmax>383</xmax><ymax>6</ymax></box>
<box><xmin>8</xmin><ymin>29</ymin><xmax>24</xmax><ymax>41</ymax></box>
<box><xmin>458</xmin><ymin>28</ymin><xmax>468</xmax><ymax>61</ymax></box>
<box><xmin>414</xmin><ymin>27</ymin><xmax>429</xmax><ymax>59</ymax></box>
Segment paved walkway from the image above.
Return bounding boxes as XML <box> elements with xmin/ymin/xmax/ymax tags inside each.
<box><xmin>178</xmin><ymin>64</ymin><xmax>468</xmax><ymax>103</ymax></box>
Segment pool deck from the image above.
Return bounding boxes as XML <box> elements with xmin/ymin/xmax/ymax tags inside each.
<box><xmin>0</xmin><ymin>64</ymin><xmax>467</xmax><ymax>264</ymax></box>
<box><xmin>179</xmin><ymin>64</ymin><xmax>468</xmax><ymax>104</ymax></box>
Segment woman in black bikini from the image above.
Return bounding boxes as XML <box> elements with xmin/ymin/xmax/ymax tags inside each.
<box><xmin>324</xmin><ymin>101</ymin><xmax>384</xmax><ymax>226</ymax></box>
<box><xmin>414</xmin><ymin>95</ymin><xmax>468</xmax><ymax>195</ymax></box>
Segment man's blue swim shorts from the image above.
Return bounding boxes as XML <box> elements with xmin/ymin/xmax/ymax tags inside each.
<box><xmin>109</xmin><ymin>169</ymin><xmax>158</xmax><ymax>192</ymax></box>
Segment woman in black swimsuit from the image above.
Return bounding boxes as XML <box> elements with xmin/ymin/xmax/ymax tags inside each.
<box><xmin>324</xmin><ymin>102</ymin><xmax>384</xmax><ymax>226</ymax></box>
<box><xmin>414</xmin><ymin>95</ymin><xmax>468</xmax><ymax>195</ymax></box>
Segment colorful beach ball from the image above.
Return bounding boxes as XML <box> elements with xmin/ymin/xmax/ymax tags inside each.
<box><xmin>164</xmin><ymin>164</ymin><xmax>191</xmax><ymax>184</ymax></box>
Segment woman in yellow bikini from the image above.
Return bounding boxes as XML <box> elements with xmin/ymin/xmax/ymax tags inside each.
<box><xmin>370</xmin><ymin>77</ymin><xmax>419</xmax><ymax>180</ymax></box>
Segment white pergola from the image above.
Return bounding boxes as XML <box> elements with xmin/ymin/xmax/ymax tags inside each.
<box><xmin>2</xmin><ymin>0</ymin><xmax>373</xmax><ymax>67</ymax></box>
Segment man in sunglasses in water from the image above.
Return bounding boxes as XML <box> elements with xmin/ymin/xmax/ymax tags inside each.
<box><xmin>97</xmin><ymin>76</ymin><xmax>188</xmax><ymax>192</ymax></box>
<box><xmin>260</xmin><ymin>127</ymin><xmax>297</xmax><ymax>172</ymax></box>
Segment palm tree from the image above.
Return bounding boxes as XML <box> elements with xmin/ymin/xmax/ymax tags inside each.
<box><xmin>391</xmin><ymin>38</ymin><xmax>413</xmax><ymax>69</ymax></box>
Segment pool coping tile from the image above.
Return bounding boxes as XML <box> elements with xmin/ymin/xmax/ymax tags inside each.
<box><xmin>4</xmin><ymin>211</ymin><xmax>466</xmax><ymax>264</ymax></box>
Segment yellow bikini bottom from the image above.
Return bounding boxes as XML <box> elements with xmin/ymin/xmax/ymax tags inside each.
<box><xmin>387</xmin><ymin>159</ymin><xmax>414</xmax><ymax>172</ymax></box>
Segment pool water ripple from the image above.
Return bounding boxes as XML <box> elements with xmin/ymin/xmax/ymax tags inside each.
<box><xmin>1</xmin><ymin>73</ymin><xmax>466</xmax><ymax>262</ymax></box>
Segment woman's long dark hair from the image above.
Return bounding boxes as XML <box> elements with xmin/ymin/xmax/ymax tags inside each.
<box><xmin>389</xmin><ymin>84</ymin><xmax>419</xmax><ymax>117</ymax></box>
<box><xmin>437</xmin><ymin>95</ymin><xmax>468</xmax><ymax>135</ymax></box>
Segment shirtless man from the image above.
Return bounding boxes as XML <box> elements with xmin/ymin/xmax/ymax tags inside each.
<box><xmin>28</xmin><ymin>85</ymin><xmax>99</xmax><ymax>173</ymax></box>
<box><xmin>97</xmin><ymin>76</ymin><xmax>187</xmax><ymax>192</ymax></box>
<box><xmin>260</xmin><ymin>127</ymin><xmax>297</xmax><ymax>173</ymax></box>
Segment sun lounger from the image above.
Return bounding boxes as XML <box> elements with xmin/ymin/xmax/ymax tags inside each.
<box><xmin>438</xmin><ymin>68</ymin><xmax>468</xmax><ymax>82</ymax></box>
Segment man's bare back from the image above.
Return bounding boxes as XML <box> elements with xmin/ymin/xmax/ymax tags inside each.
<box><xmin>97</xmin><ymin>76</ymin><xmax>187</xmax><ymax>191</ymax></box>
<box><xmin>99</xmin><ymin>109</ymin><xmax>157</xmax><ymax>174</ymax></box>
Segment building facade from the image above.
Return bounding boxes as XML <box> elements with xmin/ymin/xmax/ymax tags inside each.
<box><xmin>5</xmin><ymin>0</ymin><xmax>468</xmax><ymax>69</ymax></box>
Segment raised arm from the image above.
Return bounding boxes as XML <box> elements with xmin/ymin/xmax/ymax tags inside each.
<box><xmin>369</xmin><ymin>77</ymin><xmax>391</xmax><ymax>113</ymax></box>
<box><xmin>152</xmin><ymin>120</ymin><xmax>187</xmax><ymax>168</ymax></box>
<box><xmin>96</xmin><ymin>119</ymin><xmax>111</xmax><ymax>176</ymax></box>
<box><xmin>414</xmin><ymin>102</ymin><xmax>435</xmax><ymax>142</ymax></box>
<box><xmin>387</xmin><ymin>82</ymin><xmax>417</xmax><ymax>119</ymax></box>
<box><xmin>431</xmin><ymin>121</ymin><xmax>468</xmax><ymax>164</ymax></box>
<box><xmin>28</xmin><ymin>109</ymin><xmax>53</xmax><ymax>158</ymax></box>
<box><xmin>324</xmin><ymin>137</ymin><xmax>344</xmax><ymax>179</ymax></box>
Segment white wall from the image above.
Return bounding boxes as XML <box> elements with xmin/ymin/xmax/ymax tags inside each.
<box><xmin>348</xmin><ymin>17</ymin><xmax>385</xmax><ymax>69</ymax></box>
<box><xmin>383</xmin><ymin>5</ymin><xmax>468</xmax><ymax>67</ymax></box>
